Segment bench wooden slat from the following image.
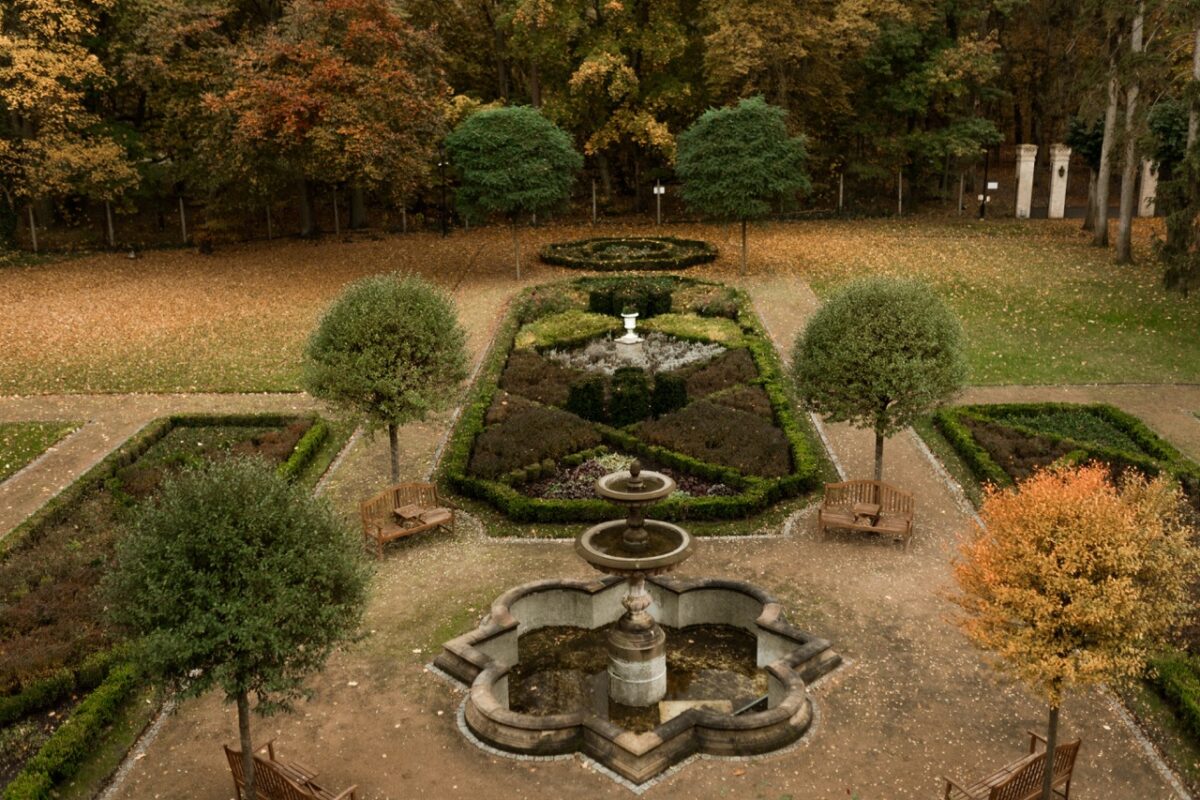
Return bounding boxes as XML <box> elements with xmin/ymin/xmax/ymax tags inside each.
<box><xmin>360</xmin><ymin>482</ymin><xmax>455</xmax><ymax>559</ymax></box>
<box><xmin>818</xmin><ymin>480</ymin><xmax>914</xmax><ymax>550</ymax></box>
<box><xmin>943</xmin><ymin>733</ymin><xmax>1080</xmax><ymax>800</ymax></box>
<box><xmin>225</xmin><ymin>742</ymin><xmax>357</xmax><ymax>800</ymax></box>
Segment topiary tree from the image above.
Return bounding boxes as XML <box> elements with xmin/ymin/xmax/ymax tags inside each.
<box><xmin>304</xmin><ymin>274</ymin><xmax>467</xmax><ymax>482</ymax></box>
<box><xmin>444</xmin><ymin>106</ymin><xmax>582</xmax><ymax>278</ymax></box>
<box><xmin>793</xmin><ymin>277</ymin><xmax>966</xmax><ymax>481</ymax></box>
<box><xmin>676</xmin><ymin>96</ymin><xmax>810</xmax><ymax>274</ymax></box>
<box><xmin>104</xmin><ymin>458</ymin><xmax>369</xmax><ymax>800</ymax></box>
<box><xmin>950</xmin><ymin>465</ymin><xmax>1197</xmax><ymax>800</ymax></box>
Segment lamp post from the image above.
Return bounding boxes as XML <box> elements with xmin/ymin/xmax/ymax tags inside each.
<box><xmin>438</xmin><ymin>147</ymin><xmax>448</xmax><ymax>238</ymax></box>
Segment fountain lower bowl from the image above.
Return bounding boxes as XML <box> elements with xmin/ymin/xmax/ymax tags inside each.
<box><xmin>434</xmin><ymin>576</ymin><xmax>841</xmax><ymax>785</ymax></box>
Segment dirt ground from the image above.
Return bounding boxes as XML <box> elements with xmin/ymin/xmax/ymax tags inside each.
<box><xmin>85</xmin><ymin>275</ymin><xmax>1190</xmax><ymax>800</ymax></box>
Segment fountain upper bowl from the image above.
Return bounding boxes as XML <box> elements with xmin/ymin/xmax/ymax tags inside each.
<box><xmin>594</xmin><ymin>469</ymin><xmax>676</xmax><ymax>504</ymax></box>
<box><xmin>575</xmin><ymin>519</ymin><xmax>693</xmax><ymax>575</ymax></box>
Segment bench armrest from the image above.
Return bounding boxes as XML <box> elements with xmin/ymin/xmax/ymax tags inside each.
<box><xmin>1027</xmin><ymin>729</ymin><xmax>1047</xmax><ymax>753</ymax></box>
<box><xmin>330</xmin><ymin>784</ymin><xmax>359</xmax><ymax>800</ymax></box>
<box><xmin>943</xmin><ymin>776</ymin><xmax>975</xmax><ymax>800</ymax></box>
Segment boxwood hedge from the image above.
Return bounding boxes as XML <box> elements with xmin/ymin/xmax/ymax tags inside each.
<box><xmin>541</xmin><ymin>236</ymin><xmax>717</xmax><ymax>272</ymax></box>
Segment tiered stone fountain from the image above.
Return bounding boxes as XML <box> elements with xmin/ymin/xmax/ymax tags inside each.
<box><xmin>575</xmin><ymin>460</ymin><xmax>690</xmax><ymax>706</ymax></box>
<box><xmin>436</xmin><ymin>458</ymin><xmax>841</xmax><ymax>785</ymax></box>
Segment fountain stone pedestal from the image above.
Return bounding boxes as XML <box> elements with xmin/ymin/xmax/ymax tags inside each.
<box><xmin>575</xmin><ymin>461</ymin><xmax>693</xmax><ymax>707</ymax></box>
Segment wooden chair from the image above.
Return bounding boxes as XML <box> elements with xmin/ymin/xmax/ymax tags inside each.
<box><xmin>944</xmin><ymin>731</ymin><xmax>1081</xmax><ymax>800</ymax></box>
<box><xmin>359</xmin><ymin>481</ymin><xmax>455</xmax><ymax>559</ymax></box>
<box><xmin>817</xmin><ymin>480</ymin><xmax>914</xmax><ymax>550</ymax></box>
<box><xmin>224</xmin><ymin>740</ymin><xmax>358</xmax><ymax>800</ymax></box>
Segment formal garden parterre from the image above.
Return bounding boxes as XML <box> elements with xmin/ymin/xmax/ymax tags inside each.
<box><xmin>0</xmin><ymin>414</ymin><xmax>351</xmax><ymax>798</ymax></box>
<box><xmin>438</xmin><ymin>275</ymin><xmax>829</xmax><ymax>528</ymax></box>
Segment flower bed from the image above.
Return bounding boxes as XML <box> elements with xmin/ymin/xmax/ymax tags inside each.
<box><xmin>540</xmin><ymin>237</ymin><xmax>717</xmax><ymax>271</ymax></box>
<box><xmin>437</xmin><ymin>276</ymin><xmax>823</xmax><ymax>525</ymax></box>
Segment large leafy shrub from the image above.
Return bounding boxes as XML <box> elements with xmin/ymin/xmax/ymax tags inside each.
<box><xmin>586</xmin><ymin>279</ymin><xmax>675</xmax><ymax>318</ymax></box>
<box><xmin>609</xmin><ymin>367</ymin><xmax>651</xmax><ymax>428</ymax></box>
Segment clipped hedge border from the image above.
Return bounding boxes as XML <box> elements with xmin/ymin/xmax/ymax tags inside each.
<box><xmin>541</xmin><ymin>237</ymin><xmax>718</xmax><ymax>271</ymax></box>
<box><xmin>0</xmin><ymin>647</ymin><xmax>127</xmax><ymax>727</ymax></box>
<box><xmin>3</xmin><ymin>663</ymin><xmax>142</xmax><ymax>800</ymax></box>
<box><xmin>278</xmin><ymin>419</ymin><xmax>329</xmax><ymax>481</ymax></box>
<box><xmin>1150</xmin><ymin>653</ymin><xmax>1200</xmax><ymax>742</ymax></box>
<box><xmin>436</xmin><ymin>277</ymin><xmax>822</xmax><ymax>525</ymax></box>
<box><xmin>930</xmin><ymin>403</ymin><xmax>1200</xmax><ymax>495</ymax></box>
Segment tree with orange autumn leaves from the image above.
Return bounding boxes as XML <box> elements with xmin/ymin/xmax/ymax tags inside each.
<box><xmin>205</xmin><ymin>0</ymin><xmax>448</xmax><ymax>235</ymax></box>
<box><xmin>950</xmin><ymin>464</ymin><xmax>1196</xmax><ymax>800</ymax></box>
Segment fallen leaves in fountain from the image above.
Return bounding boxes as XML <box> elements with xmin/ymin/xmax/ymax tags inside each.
<box><xmin>508</xmin><ymin>624</ymin><xmax>768</xmax><ymax>733</ymax></box>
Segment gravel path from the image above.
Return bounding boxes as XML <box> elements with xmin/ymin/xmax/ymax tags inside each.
<box><xmin>0</xmin><ymin>272</ymin><xmax>1192</xmax><ymax>798</ymax></box>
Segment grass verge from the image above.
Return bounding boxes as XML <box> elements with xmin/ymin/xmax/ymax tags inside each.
<box><xmin>0</xmin><ymin>423</ymin><xmax>78</xmax><ymax>482</ymax></box>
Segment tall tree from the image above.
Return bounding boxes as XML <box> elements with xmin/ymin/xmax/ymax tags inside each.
<box><xmin>950</xmin><ymin>465</ymin><xmax>1196</xmax><ymax>800</ymax></box>
<box><xmin>1115</xmin><ymin>3</ymin><xmax>1146</xmax><ymax>264</ymax></box>
<box><xmin>445</xmin><ymin>105</ymin><xmax>581</xmax><ymax>278</ymax></box>
<box><xmin>207</xmin><ymin>0</ymin><xmax>449</xmax><ymax>236</ymax></box>
<box><xmin>676</xmin><ymin>96</ymin><xmax>810</xmax><ymax>273</ymax></box>
<box><xmin>106</xmin><ymin>458</ymin><xmax>369</xmax><ymax>800</ymax></box>
<box><xmin>793</xmin><ymin>277</ymin><xmax>966</xmax><ymax>482</ymax></box>
<box><xmin>304</xmin><ymin>275</ymin><xmax>468</xmax><ymax>483</ymax></box>
<box><xmin>0</xmin><ymin>0</ymin><xmax>139</xmax><ymax>243</ymax></box>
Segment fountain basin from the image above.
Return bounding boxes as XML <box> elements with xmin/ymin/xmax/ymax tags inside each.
<box><xmin>435</xmin><ymin>576</ymin><xmax>840</xmax><ymax>785</ymax></box>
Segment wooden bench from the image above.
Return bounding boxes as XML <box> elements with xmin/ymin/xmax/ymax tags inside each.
<box><xmin>360</xmin><ymin>482</ymin><xmax>455</xmax><ymax>559</ymax></box>
<box><xmin>817</xmin><ymin>480</ymin><xmax>914</xmax><ymax>550</ymax></box>
<box><xmin>224</xmin><ymin>740</ymin><xmax>357</xmax><ymax>800</ymax></box>
<box><xmin>944</xmin><ymin>731</ymin><xmax>1081</xmax><ymax>800</ymax></box>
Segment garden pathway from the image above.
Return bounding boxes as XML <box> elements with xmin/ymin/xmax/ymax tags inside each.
<box><xmin>2</xmin><ymin>274</ymin><xmax>1198</xmax><ymax>798</ymax></box>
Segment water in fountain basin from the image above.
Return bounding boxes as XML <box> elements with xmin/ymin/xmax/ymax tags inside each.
<box><xmin>588</xmin><ymin>522</ymin><xmax>683</xmax><ymax>559</ymax></box>
<box><xmin>507</xmin><ymin>624</ymin><xmax>768</xmax><ymax>733</ymax></box>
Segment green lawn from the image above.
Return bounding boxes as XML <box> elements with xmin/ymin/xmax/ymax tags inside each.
<box><xmin>0</xmin><ymin>422</ymin><xmax>78</xmax><ymax>481</ymax></box>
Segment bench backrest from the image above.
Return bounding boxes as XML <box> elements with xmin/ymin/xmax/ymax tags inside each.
<box><xmin>822</xmin><ymin>481</ymin><xmax>913</xmax><ymax>516</ymax></box>
<box><xmin>224</xmin><ymin>745</ymin><xmax>318</xmax><ymax>800</ymax></box>
<box><xmin>992</xmin><ymin>740</ymin><xmax>1081</xmax><ymax>800</ymax></box>
<box><xmin>360</xmin><ymin>482</ymin><xmax>441</xmax><ymax>527</ymax></box>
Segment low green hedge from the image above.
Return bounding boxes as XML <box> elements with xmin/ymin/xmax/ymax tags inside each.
<box><xmin>436</xmin><ymin>278</ymin><xmax>822</xmax><ymax>526</ymax></box>
<box><xmin>929</xmin><ymin>403</ymin><xmax>1200</xmax><ymax>497</ymax></box>
<box><xmin>515</xmin><ymin>310</ymin><xmax>621</xmax><ymax>350</ymax></box>
<box><xmin>541</xmin><ymin>237</ymin><xmax>718</xmax><ymax>272</ymax></box>
<box><xmin>277</xmin><ymin>419</ymin><xmax>329</xmax><ymax>481</ymax></box>
<box><xmin>1150</xmin><ymin>652</ymin><xmax>1200</xmax><ymax>741</ymax></box>
<box><xmin>0</xmin><ymin>646</ymin><xmax>127</xmax><ymax>728</ymax></box>
<box><xmin>3</xmin><ymin>663</ymin><xmax>142</xmax><ymax>800</ymax></box>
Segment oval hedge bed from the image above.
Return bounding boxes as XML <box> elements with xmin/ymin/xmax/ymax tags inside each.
<box><xmin>540</xmin><ymin>237</ymin><xmax>717</xmax><ymax>271</ymax></box>
<box><xmin>437</xmin><ymin>276</ymin><xmax>826</xmax><ymax>527</ymax></box>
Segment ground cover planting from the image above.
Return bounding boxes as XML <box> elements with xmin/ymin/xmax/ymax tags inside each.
<box><xmin>439</xmin><ymin>275</ymin><xmax>825</xmax><ymax>527</ymax></box>
<box><xmin>0</xmin><ymin>414</ymin><xmax>350</xmax><ymax>796</ymax></box>
<box><xmin>540</xmin><ymin>236</ymin><xmax>718</xmax><ymax>271</ymax></box>
<box><xmin>916</xmin><ymin>401</ymin><xmax>1200</xmax><ymax>761</ymax></box>
<box><xmin>0</xmin><ymin>424</ymin><xmax>77</xmax><ymax>482</ymax></box>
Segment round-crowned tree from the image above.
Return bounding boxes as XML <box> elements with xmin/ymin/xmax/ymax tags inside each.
<box><xmin>105</xmin><ymin>458</ymin><xmax>369</xmax><ymax>800</ymax></box>
<box><xmin>676</xmin><ymin>96</ymin><xmax>810</xmax><ymax>274</ymax></box>
<box><xmin>304</xmin><ymin>274</ymin><xmax>467</xmax><ymax>482</ymax></box>
<box><xmin>793</xmin><ymin>276</ymin><xmax>966</xmax><ymax>481</ymax></box>
<box><xmin>445</xmin><ymin>105</ymin><xmax>582</xmax><ymax>278</ymax></box>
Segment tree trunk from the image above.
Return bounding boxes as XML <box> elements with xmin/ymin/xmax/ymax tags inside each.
<box><xmin>237</xmin><ymin>691</ymin><xmax>256</xmax><ymax>800</ymax></box>
<box><xmin>1040</xmin><ymin>705</ymin><xmax>1060</xmax><ymax>800</ymax></box>
<box><xmin>332</xmin><ymin>187</ymin><xmax>341</xmax><ymax>236</ymax></box>
<box><xmin>528</xmin><ymin>60</ymin><xmax>541</xmax><ymax>107</ymax></box>
<box><xmin>740</xmin><ymin>219</ymin><xmax>748</xmax><ymax>275</ymax></box>
<box><xmin>178</xmin><ymin>196</ymin><xmax>188</xmax><ymax>243</ymax></box>
<box><xmin>1115</xmin><ymin>4</ymin><xmax>1143</xmax><ymax>265</ymax></box>
<box><xmin>874</xmin><ymin>430</ymin><xmax>884</xmax><ymax>482</ymax></box>
<box><xmin>1094</xmin><ymin>58</ymin><xmax>1120</xmax><ymax>247</ymax></box>
<box><xmin>1190</xmin><ymin>24</ymin><xmax>1200</xmax><ymax>151</ymax></box>
<box><xmin>350</xmin><ymin>185</ymin><xmax>367</xmax><ymax>229</ymax></box>
<box><xmin>597</xmin><ymin>153</ymin><xmax>613</xmax><ymax>198</ymax></box>
<box><xmin>511</xmin><ymin>219</ymin><xmax>521</xmax><ymax>280</ymax></box>
<box><xmin>298</xmin><ymin>180</ymin><xmax>317</xmax><ymax>237</ymax></box>
<box><xmin>1082</xmin><ymin>171</ymin><xmax>1096</xmax><ymax>232</ymax></box>
<box><xmin>105</xmin><ymin>200</ymin><xmax>115</xmax><ymax>248</ymax></box>
<box><xmin>27</xmin><ymin>204</ymin><xmax>37</xmax><ymax>253</ymax></box>
<box><xmin>266</xmin><ymin>206</ymin><xmax>273</xmax><ymax>240</ymax></box>
<box><xmin>388</xmin><ymin>423</ymin><xmax>400</xmax><ymax>484</ymax></box>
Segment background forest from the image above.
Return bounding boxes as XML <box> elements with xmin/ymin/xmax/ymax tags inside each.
<box><xmin>2</xmin><ymin>0</ymin><xmax>1198</xmax><ymax>262</ymax></box>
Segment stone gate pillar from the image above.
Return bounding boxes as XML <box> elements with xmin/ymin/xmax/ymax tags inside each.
<box><xmin>1139</xmin><ymin>160</ymin><xmax>1158</xmax><ymax>217</ymax></box>
<box><xmin>1015</xmin><ymin>144</ymin><xmax>1038</xmax><ymax>219</ymax></box>
<box><xmin>1048</xmin><ymin>144</ymin><xmax>1071</xmax><ymax>219</ymax></box>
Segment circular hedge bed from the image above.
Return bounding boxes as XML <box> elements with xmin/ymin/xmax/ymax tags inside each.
<box><xmin>540</xmin><ymin>237</ymin><xmax>717</xmax><ymax>271</ymax></box>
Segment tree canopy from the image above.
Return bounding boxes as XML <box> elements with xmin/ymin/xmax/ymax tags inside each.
<box><xmin>676</xmin><ymin>96</ymin><xmax>809</xmax><ymax>272</ymax></box>
<box><xmin>303</xmin><ymin>274</ymin><xmax>467</xmax><ymax>481</ymax></box>
<box><xmin>793</xmin><ymin>276</ymin><xmax>966</xmax><ymax>480</ymax></box>
<box><xmin>105</xmin><ymin>457</ymin><xmax>369</xmax><ymax>800</ymax></box>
